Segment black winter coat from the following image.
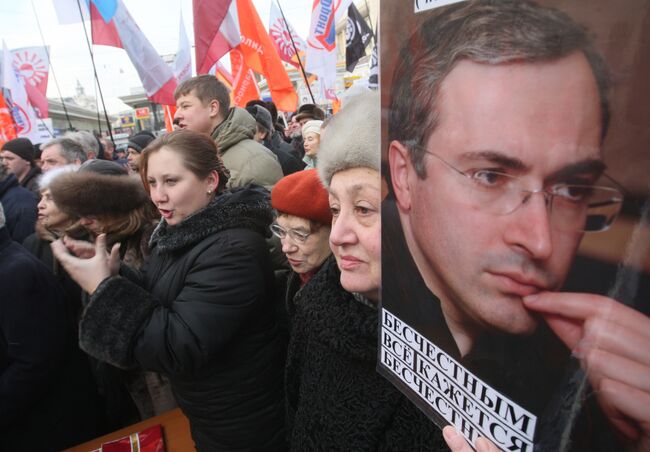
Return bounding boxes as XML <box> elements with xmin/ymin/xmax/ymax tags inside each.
<box><xmin>79</xmin><ymin>186</ymin><xmax>286</xmax><ymax>451</ymax></box>
<box><xmin>0</xmin><ymin>173</ymin><xmax>37</xmax><ymax>243</ymax></box>
<box><xmin>286</xmin><ymin>256</ymin><xmax>445</xmax><ymax>451</ymax></box>
<box><xmin>0</xmin><ymin>227</ymin><xmax>98</xmax><ymax>450</ymax></box>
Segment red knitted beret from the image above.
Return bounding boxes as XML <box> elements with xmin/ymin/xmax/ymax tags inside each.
<box><xmin>271</xmin><ymin>169</ymin><xmax>332</xmax><ymax>225</ymax></box>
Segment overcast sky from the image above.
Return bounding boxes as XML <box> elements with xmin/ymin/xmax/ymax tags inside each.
<box><xmin>0</xmin><ymin>0</ymin><xmax>312</xmax><ymax>113</ymax></box>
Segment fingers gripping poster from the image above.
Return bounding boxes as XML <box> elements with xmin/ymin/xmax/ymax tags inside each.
<box><xmin>379</xmin><ymin>0</ymin><xmax>650</xmax><ymax>450</ymax></box>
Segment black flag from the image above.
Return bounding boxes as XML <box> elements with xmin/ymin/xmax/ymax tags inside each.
<box><xmin>345</xmin><ymin>3</ymin><xmax>373</xmax><ymax>72</ymax></box>
<box><xmin>368</xmin><ymin>25</ymin><xmax>378</xmax><ymax>89</ymax></box>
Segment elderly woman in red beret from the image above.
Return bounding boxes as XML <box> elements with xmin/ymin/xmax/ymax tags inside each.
<box><xmin>271</xmin><ymin>169</ymin><xmax>332</xmax><ymax>310</ymax></box>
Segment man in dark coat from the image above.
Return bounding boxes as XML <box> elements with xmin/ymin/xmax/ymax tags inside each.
<box><xmin>0</xmin><ymin>202</ymin><xmax>98</xmax><ymax>450</ymax></box>
<box><xmin>1</xmin><ymin>137</ymin><xmax>41</xmax><ymax>194</ymax></box>
<box><xmin>0</xmin><ymin>164</ymin><xmax>37</xmax><ymax>243</ymax></box>
<box><xmin>246</xmin><ymin>104</ymin><xmax>305</xmax><ymax>176</ymax></box>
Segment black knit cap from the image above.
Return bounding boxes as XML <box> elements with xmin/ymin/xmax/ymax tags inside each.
<box><xmin>1</xmin><ymin>137</ymin><xmax>35</xmax><ymax>163</ymax></box>
<box><xmin>127</xmin><ymin>131</ymin><xmax>156</xmax><ymax>153</ymax></box>
<box><xmin>246</xmin><ymin>104</ymin><xmax>273</xmax><ymax>132</ymax></box>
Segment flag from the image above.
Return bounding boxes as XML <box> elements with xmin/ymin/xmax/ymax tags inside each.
<box><xmin>10</xmin><ymin>46</ymin><xmax>50</xmax><ymax>118</ymax></box>
<box><xmin>345</xmin><ymin>2</ymin><xmax>373</xmax><ymax>72</ymax></box>
<box><xmin>0</xmin><ymin>92</ymin><xmax>17</xmax><ymax>146</ymax></box>
<box><xmin>163</xmin><ymin>105</ymin><xmax>176</xmax><ymax>132</ymax></box>
<box><xmin>306</xmin><ymin>0</ymin><xmax>352</xmax><ymax>101</ymax></box>
<box><xmin>90</xmin><ymin>1</ymin><xmax>122</xmax><ymax>47</ymax></box>
<box><xmin>236</xmin><ymin>0</ymin><xmax>297</xmax><ymax>111</ymax></box>
<box><xmin>90</xmin><ymin>0</ymin><xmax>176</xmax><ymax>105</ymax></box>
<box><xmin>1</xmin><ymin>42</ymin><xmax>42</xmax><ymax>143</ymax></box>
<box><xmin>91</xmin><ymin>0</ymin><xmax>117</xmax><ymax>22</ymax></box>
<box><xmin>51</xmin><ymin>0</ymin><xmax>89</xmax><ymax>24</ymax></box>
<box><xmin>209</xmin><ymin>61</ymin><xmax>234</xmax><ymax>89</ymax></box>
<box><xmin>230</xmin><ymin>49</ymin><xmax>261</xmax><ymax>108</ymax></box>
<box><xmin>193</xmin><ymin>0</ymin><xmax>241</xmax><ymax>74</ymax></box>
<box><xmin>268</xmin><ymin>2</ymin><xmax>307</xmax><ymax>69</ymax></box>
<box><xmin>174</xmin><ymin>11</ymin><xmax>192</xmax><ymax>83</ymax></box>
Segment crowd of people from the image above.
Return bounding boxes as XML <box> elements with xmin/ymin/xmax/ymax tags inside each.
<box><xmin>2</xmin><ymin>1</ymin><xmax>650</xmax><ymax>450</ymax></box>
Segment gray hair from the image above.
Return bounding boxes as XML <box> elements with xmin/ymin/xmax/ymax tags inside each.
<box><xmin>41</xmin><ymin>137</ymin><xmax>88</xmax><ymax>164</ymax></box>
<box><xmin>388</xmin><ymin>0</ymin><xmax>610</xmax><ymax>179</ymax></box>
<box><xmin>66</xmin><ymin>130</ymin><xmax>100</xmax><ymax>155</ymax></box>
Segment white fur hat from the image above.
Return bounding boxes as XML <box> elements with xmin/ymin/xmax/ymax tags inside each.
<box><xmin>317</xmin><ymin>91</ymin><xmax>380</xmax><ymax>188</ymax></box>
<box><xmin>301</xmin><ymin>120</ymin><xmax>323</xmax><ymax>137</ymax></box>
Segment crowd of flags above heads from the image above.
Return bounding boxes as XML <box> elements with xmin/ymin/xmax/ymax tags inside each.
<box><xmin>0</xmin><ymin>0</ymin><xmax>377</xmax><ymax>146</ymax></box>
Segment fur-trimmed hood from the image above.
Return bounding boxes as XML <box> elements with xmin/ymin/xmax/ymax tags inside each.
<box><xmin>150</xmin><ymin>184</ymin><xmax>273</xmax><ymax>253</ymax></box>
<box><xmin>50</xmin><ymin>172</ymin><xmax>149</xmax><ymax>218</ymax></box>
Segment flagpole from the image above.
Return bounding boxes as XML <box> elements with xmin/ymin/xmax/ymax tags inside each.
<box><xmin>276</xmin><ymin>0</ymin><xmax>316</xmax><ymax>105</ymax></box>
<box><xmin>363</xmin><ymin>0</ymin><xmax>376</xmax><ymax>45</ymax></box>
<box><xmin>30</xmin><ymin>0</ymin><xmax>73</xmax><ymax>131</ymax></box>
<box><xmin>76</xmin><ymin>0</ymin><xmax>115</xmax><ymax>144</ymax></box>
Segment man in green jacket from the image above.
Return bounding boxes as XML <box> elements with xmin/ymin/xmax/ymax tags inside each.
<box><xmin>173</xmin><ymin>75</ymin><xmax>283</xmax><ymax>190</ymax></box>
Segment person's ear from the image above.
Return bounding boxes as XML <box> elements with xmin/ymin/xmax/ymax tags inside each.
<box><xmin>208</xmin><ymin>100</ymin><xmax>221</xmax><ymax>118</ymax></box>
<box><xmin>206</xmin><ymin>170</ymin><xmax>220</xmax><ymax>194</ymax></box>
<box><xmin>388</xmin><ymin>140</ymin><xmax>414</xmax><ymax>212</ymax></box>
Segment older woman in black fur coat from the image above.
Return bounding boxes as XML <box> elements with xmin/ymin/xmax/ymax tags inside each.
<box><xmin>285</xmin><ymin>92</ymin><xmax>445</xmax><ymax>450</ymax></box>
<box><xmin>53</xmin><ymin>130</ymin><xmax>286</xmax><ymax>451</ymax></box>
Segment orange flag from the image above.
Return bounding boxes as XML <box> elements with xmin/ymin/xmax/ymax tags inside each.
<box><xmin>162</xmin><ymin>105</ymin><xmax>177</xmax><ymax>132</ymax></box>
<box><xmin>230</xmin><ymin>49</ymin><xmax>261</xmax><ymax>107</ymax></box>
<box><xmin>236</xmin><ymin>0</ymin><xmax>297</xmax><ymax>111</ymax></box>
<box><xmin>0</xmin><ymin>93</ymin><xmax>17</xmax><ymax>147</ymax></box>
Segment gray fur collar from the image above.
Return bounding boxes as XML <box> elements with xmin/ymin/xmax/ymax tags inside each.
<box><xmin>150</xmin><ymin>185</ymin><xmax>272</xmax><ymax>253</ymax></box>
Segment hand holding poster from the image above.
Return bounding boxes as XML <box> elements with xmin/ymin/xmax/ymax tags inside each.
<box><xmin>379</xmin><ymin>1</ymin><xmax>650</xmax><ymax>450</ymax></box>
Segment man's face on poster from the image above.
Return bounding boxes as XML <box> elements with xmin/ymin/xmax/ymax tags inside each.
<box><xmin>393</xmin><ymin>52</ymin><xmax>604</xmax><ymax>338</ymax></box>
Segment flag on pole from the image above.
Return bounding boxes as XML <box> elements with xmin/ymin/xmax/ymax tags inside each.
<box><xmin>345</xmin><ymin>2</ymin><xmax>372</xmax><ymax>72</ymax></box>
<box><xmin>163</xmin><ymin>105</ymin><xmax>176</xmax><ymax>132</ymax></box>
<box><xmin>306</xmin><ymin>0</ymin><xmax>352</xmax><ymax>101</ymax></box>
<box><xmin>236</xmin><ymin>0</ymin><xmax>297</xmax><ymax>111</ymax></box>
<box><xmin>10</xmin><ymin>46</ymin><xmax>50</xmax><ymax>118</ymax></box>
<box><xmin>1</xmin><ymin>42</ymin><xmax>42</xmax><ymax>143</ymax></box>
<box><xmin>268</xmin><ymin>1</ymin><xmax>307</xmax><ymax>69</ymax></box>
<box><xmin>193</xmin><ymin>0</ymin><xmax>241</xmax><ymax>74</ymax></box>
<box><xmin>230</xmin><ymin>49</ymin><xmax>261</xmax><ymax>108</ymax></box>
<box><xmin>88</xmin><ymin>0</ymin><xmax>177</xmax><ymax>105</ymax></box>
<box><xmin>174</xmin><ymin>11</ymin><xmax>192</xmax><ymax>83</ymax></box>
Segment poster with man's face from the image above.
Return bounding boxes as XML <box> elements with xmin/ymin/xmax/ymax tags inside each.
<box><xmin>379</xmin><ymin>1</ymin><xmax>650</xmax><ymax>450</ymax></box>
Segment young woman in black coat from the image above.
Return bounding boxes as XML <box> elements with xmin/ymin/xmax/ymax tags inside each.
<box><xmin>53</xmin><ymin>130</ymin><xmax>286</xmax><ymax>451</ymax></box>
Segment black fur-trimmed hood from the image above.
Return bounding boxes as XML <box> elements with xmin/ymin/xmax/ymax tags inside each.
<box><xmin>150</xmin><ymin>185</ymin><xmax>273</xmax><ymax>253</ymax></box>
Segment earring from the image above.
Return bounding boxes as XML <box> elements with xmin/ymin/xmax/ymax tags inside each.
<box><xmin>207</xmin><ymin>189</ymin><xmax>213</xmax><ymax>195</ymax></box>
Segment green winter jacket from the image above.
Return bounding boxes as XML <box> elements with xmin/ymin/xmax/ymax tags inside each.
<box><xmin>211</xmin><ymin>107</ymin><xmax>283</xmax><ymax>190</ymax></box>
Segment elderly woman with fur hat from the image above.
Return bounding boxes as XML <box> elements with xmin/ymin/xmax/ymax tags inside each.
<box><xmin>50</xmin><ymin>160</ymin><xmax>159</xmax><ymax>268</ymax></box>
<box><xmin>301</xmin><ymin>119</ymin><xmax>323</xmax><ymax>169</ymax></box>
<box><xmin>285</xmin><ymin>92</ymin><xmax>443</xmax><ymax>450</ymax></box>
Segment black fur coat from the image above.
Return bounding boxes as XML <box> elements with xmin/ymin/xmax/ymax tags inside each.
<box><xmin>286</xmin><ymin>256</ymin><xmax>446</xmax><ymax>451</ymax></box>
<box><xmin>79</xmin><ymin>185</ymin><xmax>286</xmax><ymax>451</ymax></box>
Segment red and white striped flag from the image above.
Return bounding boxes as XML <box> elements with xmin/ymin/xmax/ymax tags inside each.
<box><xmin>193</xmin><ymin>0</ymin><xmax>241</xmax><ymax>75</ymax></box>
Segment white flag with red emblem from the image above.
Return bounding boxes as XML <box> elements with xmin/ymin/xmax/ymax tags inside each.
<box><xmin>268</xmin><ymin>2</ymin><xmax>306</xmax><ymax>69</ymax></box>
<box><xmin>10</xmin><ymin>46</ymin><xmax>50</xmax><ymax>118</ymax></box>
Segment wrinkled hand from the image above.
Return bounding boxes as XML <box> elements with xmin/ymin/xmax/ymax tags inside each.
<box><xmin>51</xmin><ymin>234</ymin><xmax>120</xmax><ymax>294</ymax></box>
<box><xmin>524</xmin><ymin>292</ymin><xmax>650</xmax><ymax>451</ymax></box>
<box><xmin>443</xmin><ymin>426</ymin><xmax>500</xmax><ymax>452</ymax></box>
